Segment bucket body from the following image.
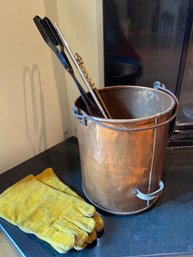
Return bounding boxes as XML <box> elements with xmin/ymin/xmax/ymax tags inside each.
<box><xmin>74</xmin><ymin>86</ymin><xmax>176</xmax><ymax>214</ymax></box>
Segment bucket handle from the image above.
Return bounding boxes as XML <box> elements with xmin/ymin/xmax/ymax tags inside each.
<box><xmin>131</xmin><ymin>180</ymin><xmax>164</xmax><ymax>201</ymax></box>
<box><xmin>73</xmin><ymin>82</ymin><xmax>179</xmax><ymax>132</ymax></box>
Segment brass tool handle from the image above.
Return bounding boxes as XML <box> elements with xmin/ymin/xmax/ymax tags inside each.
<box><xmin>75</xmin><ymin>53</ymin><xmax>96</xmax><ymax>90</ymax></box>
<box><xmin>131</xmin><ymin>180</ymin><xmax>164</xmax><ymax>201</ymax></box>
<box><xmin>75</xmin><ymin>53</ymin><xmax>112</xmax><ymax>119</ymax></box>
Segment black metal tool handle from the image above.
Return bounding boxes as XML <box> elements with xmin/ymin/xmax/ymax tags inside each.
<box><xmin>42</xmin><ymin>17</ymin><xmax>72</xmax><ymax>70</ymax></box>
<box><xmin>33</xmin><ymin>15</ymin><xmax>102</xmax><ymax>117</ymax></box>
<box><xmin>41</xmin><ymin>16</ymin><xmax>103</xmax><ymax>116</ymax></box>
<box><xmin>33</xmin><ymin>16</ymin><xmax>71</xmax><ymax>72</ymax></box>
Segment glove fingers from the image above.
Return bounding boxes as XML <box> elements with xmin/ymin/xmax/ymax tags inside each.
<box><xmin>54</xmin><ymin>219</ymin><xmax>97</xmax><ymax>245</ymax></box>
<box><xmin>65</xmin><ymin>212</ymin><xmax>95</xmax><ymax>233</ymax></box>
<box><xmin>93</xmin><ymin>212</ymin><xmax>104</xmax><ymax>232</ymax></box>
<box><xmin>74</xmin><ymin>242</ymin><xmax>87</xmax><ymax>250</ymax></box>
<box><xmin>74</xmin><ymin>230</ymin><xmax>96</xmax><ymax>250</ymax></box>
<box><xmin>76</xmin><ymin>200</ymin><xmax>95</xmax><ymax>217</ymax></box>
<box><xmin>41</xmin><ymin>227</ymin><xmax>75</xmax><ymax>252</ymax></box>
<box><xmin>87</xmin><ymin>230</ymin><xmax>97</xmax><ymax>244</ymax></box>
<box><xmin>53</xmin><ymin>220</ymin><xmax>88</xmax><ymax>246</ymax></box>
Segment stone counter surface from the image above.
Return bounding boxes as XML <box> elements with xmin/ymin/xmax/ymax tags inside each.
<box><xmin>0</xmin><ymin>137</ymin><xmax>193</xmax><ymax>257</ymax></box>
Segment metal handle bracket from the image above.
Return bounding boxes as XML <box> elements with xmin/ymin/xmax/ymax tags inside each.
<box><xmin>131</xmin><ymin>180</ymin><xmax>164</xmax><ymax>201</ymax></box>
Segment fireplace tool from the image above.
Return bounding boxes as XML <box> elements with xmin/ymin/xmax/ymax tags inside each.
<box><xmin>33</xmin><ymin>15</ymin><xmax>111</xmax><ymax>118</ymax></box>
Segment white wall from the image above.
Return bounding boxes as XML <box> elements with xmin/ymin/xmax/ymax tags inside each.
<box><xmin>0</xmin><ymin>1</ymin><xmax>72</xmax><ymax>173</ymax></box>
<box><xmin>0</xmin><ymin>1</ymin><xmax>104</xmax><ymax>173</ymax></box>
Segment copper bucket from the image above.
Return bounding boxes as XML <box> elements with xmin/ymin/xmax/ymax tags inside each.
<box><xmin>73</xmin><ymin>83</ymin><xmax>178</xmax><ymax>215</ymax></box>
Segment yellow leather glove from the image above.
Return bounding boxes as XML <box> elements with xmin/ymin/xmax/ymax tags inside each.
<box><xmin>0</xmin><ymin>175</ymin><xmax>96</xmax><ymax>253</ymax></box>
<box><xmin>35</xmin><ymin>168</ymin><xmax>104</xmax><ymax>249</ymax></box>
<box><xmin>35</xmin><ymin>168</ymin><xmax>104</xmax><ymax>233</ymax></box>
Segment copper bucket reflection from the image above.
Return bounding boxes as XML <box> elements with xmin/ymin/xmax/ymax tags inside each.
<box><xmin>73</xmin><ymin>84</ymin><xmax>178</xmax><ymax>215</ymax></box>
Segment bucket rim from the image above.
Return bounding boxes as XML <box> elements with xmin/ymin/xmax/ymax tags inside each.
<box><xmin>74</xmin><ymin>85</ymin><xmax>176</xmax><ymax>124</ymax></box>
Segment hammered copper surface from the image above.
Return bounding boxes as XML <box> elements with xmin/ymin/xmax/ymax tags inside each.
<box><xmin>75</xmin><ymin>86</ymin><xmax>175</xmax><ymax>214</ymax></box>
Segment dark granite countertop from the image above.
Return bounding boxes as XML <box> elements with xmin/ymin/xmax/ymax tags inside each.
<box><xmin>1</xmin><ymin>137</ymin><xmax>193</xmax><ymax>257</ymax></box>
